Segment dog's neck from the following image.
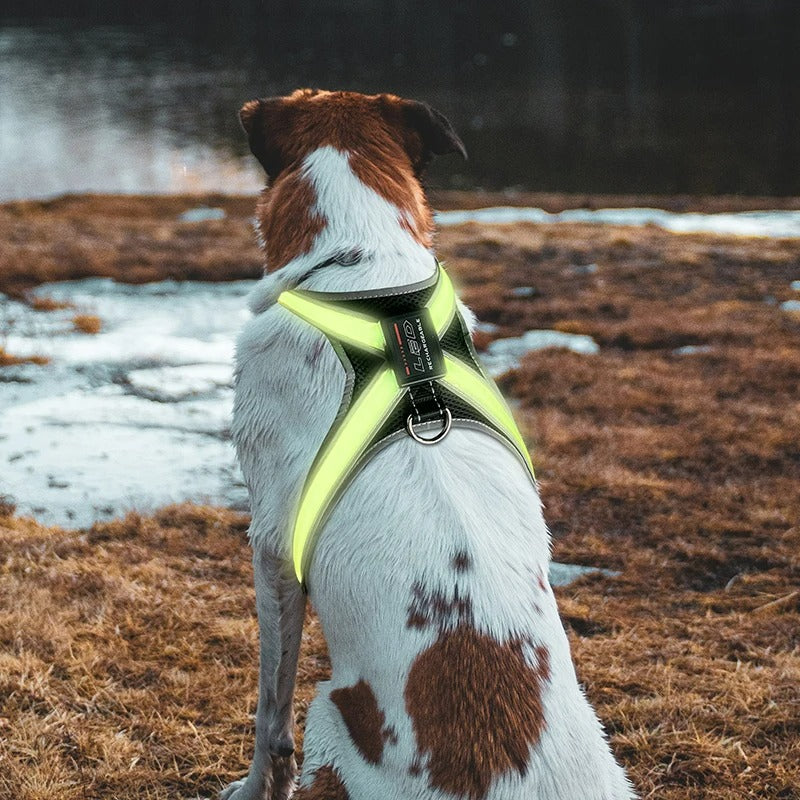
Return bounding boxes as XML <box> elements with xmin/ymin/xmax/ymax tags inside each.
<box><xmin>249</xmin><ymin>146</ymin><xmax>437</xmax><ymax>313</ymax></box>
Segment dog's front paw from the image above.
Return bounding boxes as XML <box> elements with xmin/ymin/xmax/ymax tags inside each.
<box><xmin>218</xmin><ymin>777</ymin><xmax>265</xmax><ymax>800</ymax></box>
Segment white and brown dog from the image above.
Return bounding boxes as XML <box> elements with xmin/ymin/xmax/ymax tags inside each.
<box><xmin>226</xmin><ymin>89</ymin><xmax>634</xmax><ymax>800</ymax></box>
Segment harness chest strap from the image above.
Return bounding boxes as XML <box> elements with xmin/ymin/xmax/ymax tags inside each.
<box><xmin>277</xmin><ymin>262</ymin><xmax>535</xmax><ymax>587</ymax></box>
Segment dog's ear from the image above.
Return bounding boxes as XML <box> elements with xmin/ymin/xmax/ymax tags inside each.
<box><xmin>239</xmin><ymin>98</ymin><xmax>290</xmax><ymax>180</ymax></box>
<box><xmin>399</xmin><ymin>101</ymin><xmax>467</xmax><ymax>171</ymax></box>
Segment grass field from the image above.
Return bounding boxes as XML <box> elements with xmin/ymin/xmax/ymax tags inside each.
<box><xmin>1</xmin><ymin>194</ymin><xmax>799</xmax><ymax>799</ymax></box>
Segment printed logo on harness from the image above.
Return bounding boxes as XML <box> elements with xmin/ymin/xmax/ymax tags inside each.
<box><xmin>381</xmin><ymin>308</ymin><xmax>446</xmax><ymax>387</ymax></box>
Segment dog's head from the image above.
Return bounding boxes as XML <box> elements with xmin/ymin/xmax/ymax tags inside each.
<box><xmin>238</xmin><ymin>89</ymin><xmax>466</xmax><ymax>271</ymax></box>
<box><xmin>240</xmin><ymin>88</ymin><xmax>466</xmax><ymax>183</ymax></box>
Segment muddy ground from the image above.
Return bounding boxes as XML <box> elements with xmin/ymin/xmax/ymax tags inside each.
<box><xmin>1</xmin><ymin>193</ymin><xmax>799</xmax><ymax>799</ymax></box>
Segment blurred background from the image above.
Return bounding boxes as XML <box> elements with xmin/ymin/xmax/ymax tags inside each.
<box><xmin>2</xmin><ymin>0</ymin><xmax>799</xmax><ymax>200</ymax></box>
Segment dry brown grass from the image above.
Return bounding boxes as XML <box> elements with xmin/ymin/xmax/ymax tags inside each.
<box><xmin>71</xmin><ymin>314</ymin><xmax>102</xmax><ymax>334</ymax></box>
<box><xmin>0</xmin><ymin>194</ymin><xmax>263</xmax><ymax>299</ymax></box>
<box><xmin>29</xmin><ymin>296</ymin><xmax>75</xmax><ymax>312</ymax></box>
<box><xmin>1</xmin><ymin>194</ymin><xmax>799</xmax><ymax>799</ymax></box>
<box><xmin>0</xmin><ymin>347</ymin><xmax>49</xmax><ymax>366</ymax></box>
<box><xmin>426</xmin><ymin>190</ymin><xmax>800</xmax><ymax>213</ymax></box>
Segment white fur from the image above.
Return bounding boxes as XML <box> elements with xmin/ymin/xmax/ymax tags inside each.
<box><xmin>227</xmin><ymin>146</ymin><xmax>635</xmax><ymax>800</ymax></box>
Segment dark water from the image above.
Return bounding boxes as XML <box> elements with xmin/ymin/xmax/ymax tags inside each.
<box><xmin>1</xmin><ymin>3</ymin><xmax>799</xmax><ymax>200</ymax></box>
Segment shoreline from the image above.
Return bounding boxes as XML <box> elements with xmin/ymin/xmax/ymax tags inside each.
<box><xmin>3</xmin><ymin>191</ymin><xmax>800</xmax><ymax>300</ymax></box>
<box><xmin>6</xmin><ymin>188</ymin><xmax>800</xmax><ymax>212</ymax></box>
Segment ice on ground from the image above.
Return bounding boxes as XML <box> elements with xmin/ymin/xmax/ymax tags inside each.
<box><xmin>673</xmin><ymin>345</ymin><xmax>713</xmax><ymax>356</ymax></box>
<box><xmin>2</xmin><ymin>278</ymin><xmax>250</xmax><ymax>365</ymax></box>
<box><xmin>178</xmin><ymin>206</ymin><xmax>226</xmax><ymax>223</ymax></box>
<box><xmin>511</xmin><ymin>286</ymin><xmax>539</xmax><ymax>297</ymax></box>
<box><xmin>0</xmin><ymin>279</ymin><xmax>252</xmax><ymax>527</ymax></box>
<box><xmin>436</xmin><ymin>207</ymin><xmax>800</xmax><ymax>239</ymax></box>
<box><xmin>127</xmin><ymin>364</ymin><xmax>233</xmax><ymax>402</ymax></box>
<box><xmin>482</xmin><ymin>330</ymin><xmax>600</xmax><ymax>376</ymax></box>
<box><xmin>549</xmin><ymin>562</ymin><xmax>617</xmax><ymax>586</ymax></box>
<box><xmin>1</xmin><ymin>390</ymin><xmax>243</xmax><ymax>526</ymax></box>
<box><xmin>791</xmin><ymin>281</ymin><xmax>800</xmax><ymax>291</ymax></box>
<box><xmin>780</xmin><ymin>300</ymin><xmax>800</xmax><ymax>312</ymax></box>
<box><xmin>569</xmin><ymin>263</ymin><xmax>599</xmax><ymax>275</ymax></box>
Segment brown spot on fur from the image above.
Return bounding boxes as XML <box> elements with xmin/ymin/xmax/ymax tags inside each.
<box><xmin>243</xmin><ymin>90</ymin><xmax>459</xmax><ymax>264</ymax></box>
<box><xmin>382</xmin><ymin>724</ymin><xmax>399</xmax><ymax>745</ymax></box>
<box><xmin>255</xmin><ymin>170</ymin><xmax>325</xmax><ymax>272</ymax></box>
<box><xmin>531</xmin><ymin>644</ymin><xmax>551</xmax><ymax>682</ymax></box>
<box><xmin>452</xmin><ymin>550</ymin><xmax>472</xmax><ymax>573</ymax></box>
<box><xmin>330</xmin><ymin>679</ymin><xmax>385</xmax><ymax>765</ymax></box>
<box><xmin>293</xmin><ymin>765</ymin><xmax>349</xmax><ymax>800</ymax></box>
<box><xmin>406</xmin><ymin>581</ymin><xmax>473</xmax><ymax>630</ymax></box>
<box><xmin>347</xmin><ymin>145</ymin><xmax>433</xmax><ymax>247</ymax></box>
<box><xmin>404</xmin><ymin>626</ymin><xmax>550</xmax><ymax>799</ymax></box>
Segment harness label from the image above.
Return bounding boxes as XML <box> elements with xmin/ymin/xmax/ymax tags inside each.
<box><xmin>381</xmin><ymin>308</ymin><xmax>446</xmax><ymax>387</ymax></box>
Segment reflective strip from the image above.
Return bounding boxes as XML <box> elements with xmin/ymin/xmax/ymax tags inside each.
<box><xmin>278</xmin><ymin>291</ymin><xmax>385</xmax><ymax>354</ymax></box>
<box><xmin>439</xmin><ymin>354</ymin><xmax>534</xmax><ymax>476</ymax></box>
<box><xmin>292</xmin><ymin>366</ymin><xmax>404</xmax><ymax>583</ymax></box>
<box><xmin>426</xmin><ymin>264</ymin><xmax>457</xmax><ymax>335</ymax></box>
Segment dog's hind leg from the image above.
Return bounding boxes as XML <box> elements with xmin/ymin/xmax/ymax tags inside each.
<box><xmin>220</xmin><ymin>548</ymin><xmax>306</xmax><ymax>800</ymax></box>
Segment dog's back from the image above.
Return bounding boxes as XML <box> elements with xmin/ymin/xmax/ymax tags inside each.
<box><xmin>232</xmin><ymin>90</ymin><xmax>634</xmax><ymax>800</ymax></box>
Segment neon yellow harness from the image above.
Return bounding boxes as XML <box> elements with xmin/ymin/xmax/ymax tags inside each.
<box><xmin>278</xmin><ymin>262</ymin><xmax>534</xmax><ymax>586</ymax></box>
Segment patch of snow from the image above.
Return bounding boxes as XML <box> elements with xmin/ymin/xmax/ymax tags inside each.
<box><xmin>569</xmin><ymin>263</ymin><xmax>599</xmax><ymax>275</ymax></box>
<box><xmin>549</xmin><ymin>562</ymin><xmax>617</xmax><ymax>586</ymax></box>
<box><xmin>4</xmin><ymin>279</ymin><xmax>251</xmax><ymax>365</ymax></box>
<box><xmin>0</xmin><ymin>279</ymin><xmax>251</xmax><ymax>526</ymax></box>
<box><xmin>791</xmin><ymin>280</ymin><xmax>800</xmax><ymax>292</ymax></box>
<box><xmin>780</xmin><ymin>300</ymin><xmax>800</xmax><ymax>312</ymax></box>
<box><xmin>475</xmin><ymin>320</ymin><xmax>499</xmax><ymax>334</ymax></box>
<box><xmin>435</xmin><ymin>207</ymin><xmax>800</xmax><ymax>239</ymax></box>
<box><xmin>511</xmin><ymin>286</ymin><xmax>538</xmax><ymax>297</ymax></box>
<box><xmin>0</xmin><ymin>390</ymin><xmax>242</xmax><ymax>527</ymax></box>
<box><xmin>127</xmin><ymin>364</ymin><xmax>233</xmax><ymax>402</ymax></box>
<box><xmin>179</xmin><ymin>206</ymin><xmax>226</xmax><ymax>223</ymax></box>
<box><xmin>481</xmin><ymin>329</ymin><xmax>599</xmax><ymax>376</ymax></box>
<box><xmin>673</xmin><ymin>345</ymin><xmax>713</xmax><ymax>356</ymax></box>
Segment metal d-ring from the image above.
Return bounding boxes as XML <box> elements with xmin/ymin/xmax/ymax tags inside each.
<box><xmin>406</xmin><ymin>407</ymin><xmax>452</xmax><ymax>445</ymax></box>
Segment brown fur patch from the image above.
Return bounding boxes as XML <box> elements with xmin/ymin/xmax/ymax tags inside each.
<box><xmin>409</xmin><ymin>753</ymin><xmax>424</xmax><ymax>776</ymax></box>
<box><xmin>293</xmin><ymin>765</ymin><xmax>349</xmax><ymax>800</ymax></box>
<box><xmin>406</xmin><ymin>581</ymin><xmax>473</xmax><ymax>630</ymax></box>
<box><xmin>347</xmin><ymin>146</ymin><xmax>433</xmax><ymax>247</ymax></box>
<box><xmin>246</xmin><ymin>90</ymin><xmax>436</xmax><ymax>266</ymax></box>
<box><xmin>382</xmin><ymin>724</ymin><xmax>399</xmax><ymax>745</ymax></box>
<box><xmin>452</xmin><ymin>550</ymin><xmax>473</xmax><ymax>573</ymax></box>
<box><xmin>537</xmin><ymin>571</ymin><xmax>548</xmax><ymax>593</ymax></box>
<box><xmin>330</xmin><ymin>679</ymin><xmax>385</xmax><ymax>765</ymax></box>
<box><xmin>255</xmin><ymin>170</ymin><xmax>326</xmax><ymax>272</ymax></box>
<box><xmin>404</xmin><ymin>626</ymin><xmax>550</xmax><ymax>799</ymax></box>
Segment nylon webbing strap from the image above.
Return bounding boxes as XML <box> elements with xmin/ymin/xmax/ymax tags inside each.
<box><xmin>277</xmin><ymin>263</ymin><xmax>534</xmax><ymax>586</ymax></box>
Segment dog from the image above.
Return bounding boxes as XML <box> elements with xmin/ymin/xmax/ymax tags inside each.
<box><xmin>225</xmin><ymin>89</ymin><xmax>635</xmax><ymax>800</ymax></box>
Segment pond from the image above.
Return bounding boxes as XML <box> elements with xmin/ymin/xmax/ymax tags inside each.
<box><xmin>1</xmin><ymin>6</ymin><xmax>796</xmax><ymax>200</ymax></box>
